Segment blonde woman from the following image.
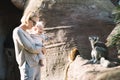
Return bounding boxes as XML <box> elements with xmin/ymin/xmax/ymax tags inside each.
<box><xmin>12</xmin><ymin>12</ymin><xmax>44</xmax><ymax>80</ymax></box>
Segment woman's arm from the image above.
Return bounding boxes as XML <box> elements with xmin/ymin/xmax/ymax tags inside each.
<box><xmin>14</xmin><ymin>28</ymin><xmax>42</xmax><ymax>54</ymax></box>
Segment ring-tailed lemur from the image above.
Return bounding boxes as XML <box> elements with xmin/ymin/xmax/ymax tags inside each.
<box><xmin>89</xmin><ymin>36</ymin><xmax>108</xmax><ymax>63</ymax></box>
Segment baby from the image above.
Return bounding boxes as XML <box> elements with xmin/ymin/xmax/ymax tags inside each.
<box><xmin>31</xmin><ymin>21</ymin><xmax>48</xmax><ymax>66</ymax></box>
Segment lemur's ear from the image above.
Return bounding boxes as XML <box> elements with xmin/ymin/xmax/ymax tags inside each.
<box><xmin>88</xmin><ymin>36</ymin><xmax>91</xmax><ymax>40</ymax></box>
<box><xmin>96</xmin><ymin>36</ymin><xmax>99</xmax><ymax>41</ymax></box>
<box><xmin>88</xmin><ymin>36</ymin><xmax>93</xmax><ymax>40</ymax></box>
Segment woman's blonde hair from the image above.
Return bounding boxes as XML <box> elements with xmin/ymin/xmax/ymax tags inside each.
<box><xmin>21</xmin><ymin>11</ymin><xmax>39</xmax><ymax>25</ymax></box>
<box><xmin>20</xmin><ymin>0</ymin><xmax>43</xmax><ymax>25</ymax></box>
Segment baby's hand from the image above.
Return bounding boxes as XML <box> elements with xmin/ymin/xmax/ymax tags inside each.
<box><xmin>42</xmin><ymin>47</ymin><xmax>46</xmax><ymax>54</ymax></box>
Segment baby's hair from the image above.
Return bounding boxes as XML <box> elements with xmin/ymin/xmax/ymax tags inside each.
<box><xmin>35</xmin><ymin>21</ymin><xmax>45</xmax><ymax>28</ymax></box>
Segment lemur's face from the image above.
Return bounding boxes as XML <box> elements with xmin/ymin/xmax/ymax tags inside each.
<box><xmin>89</xmin><ymin>36</ymin><xmax>99</xmax><ymax>43</ymax></box>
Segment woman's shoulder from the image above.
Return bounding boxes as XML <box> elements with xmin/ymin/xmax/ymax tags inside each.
<box><xmin>13</xmin><ymin>26</ymin><xmax>25</xmax><ymax>35</ymax></box>
<box><xmin>13</xmin><ymin>27</ymin><xmax>20</xmax><ymax>33</ymax></box>
<box><xmin>13</xmin><ymin>27</ymin><xmax>22</xmax><ymax>38</ymax></box>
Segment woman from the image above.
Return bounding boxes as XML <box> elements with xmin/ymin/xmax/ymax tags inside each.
<box><xmin>12</xmin><ymin>12</ymin><xmax>45</xmax><ymax>80</ymax></box>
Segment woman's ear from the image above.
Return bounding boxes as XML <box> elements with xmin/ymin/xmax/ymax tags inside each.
<box><xmin>24</xmin><ymin>20</ymin><xmax>29</xmax><ymax>26</ymax></box>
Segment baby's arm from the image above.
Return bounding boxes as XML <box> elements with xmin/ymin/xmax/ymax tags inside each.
<box><xmin>42</xmin><ymin>46</ymin><xmax>46</xmax><ymax>54</ymax></box>
<box><xmin>14</xmin><ymin>28</ymin><xmax>42</xmax><ymax>54</ymax></box>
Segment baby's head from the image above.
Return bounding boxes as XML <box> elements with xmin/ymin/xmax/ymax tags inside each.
<box><xmin>33</xmin><ymin>21</ymin><xmax>45</xmax><ymax>34</ymax></box>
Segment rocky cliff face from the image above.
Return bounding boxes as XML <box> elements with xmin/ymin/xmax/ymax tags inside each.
<box><xmin>67</xmin><ymin>56</ymin><xmax>120</xmax><ymax>80</ymax></box>
<box><xmin>0</xmin><ymin>0</ymin><xmax>118</xmax><ymax>80</ymax></box>
<box><xmin>38</xmin><ymin>0</ymin><xmax>117</xmax><ymax>80</ymax></box>
<box><xmin>0</xmin><ymin>0</ymin><xmax>22</xmax><ymax>79</ymax></box>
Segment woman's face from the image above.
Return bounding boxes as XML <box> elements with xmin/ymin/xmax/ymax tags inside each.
<box><xmin>28</xmin><ymin>17</ymin><xmax>39</xmax><ymax>29</ymax></box>
<box><xmin>27</xmin><ymin>20</ymin><xmax>34</xmax><ymax>29</ymax></box>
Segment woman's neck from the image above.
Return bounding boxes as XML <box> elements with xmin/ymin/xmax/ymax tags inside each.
<box><xmin>20</xmin><ymin>24</ymin><xmax>28</xmax><ymax>31</ymax></box>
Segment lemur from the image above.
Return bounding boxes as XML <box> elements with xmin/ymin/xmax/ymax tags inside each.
<box><xmin>89</xmin><ymin>36</ymin><xmax>108</xmax><ymax>64</ymax></box>
<box><xmin>64</xmin><ymin>47</ymin><xmax>80</xmax><ymax>80</ymax></box>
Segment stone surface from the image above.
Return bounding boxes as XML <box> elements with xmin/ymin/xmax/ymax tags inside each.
<box><xmin>39</xmin><ymin>1</ymin><xmax>116</xmax><ymax>80</ymax></box>
<box><xmin>0</xmin><ymin>0</ymin><xmax>22</xmax><ymax>79</ymax></box>
<box><xmin>0</xmin><ymin>0</ymin><xmax>117</xmax><ymax>80</ymax></box>
<box><xmin>67</xmin><ymin>56</ymin><xmax>120</xmax><ymax>80</ymax></box>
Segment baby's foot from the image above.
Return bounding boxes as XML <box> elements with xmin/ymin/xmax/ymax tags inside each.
<box><xmin>40</xmin><ymin>63</ymin><xmax>44</xmax><ymax>67</ymax></box>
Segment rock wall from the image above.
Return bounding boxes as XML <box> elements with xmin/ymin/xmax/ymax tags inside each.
<box><xmin>67</xmin><ymin>56</ymin><xmax>120</xmax><ymax>80</ymax></box>
<box><xmin>40</xmin><ymin>1</ymin><xmax>116</xmax><ymax>80</ymax></box>
<box><xmin>0</xmin><ymin>0</ymin><xmax>22</xmax><ymax>79</ymax></box>
<box><xmin>0</xmin><ymin>0</ymin><xmax>117</xmax><ymax>80</ymax></box>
